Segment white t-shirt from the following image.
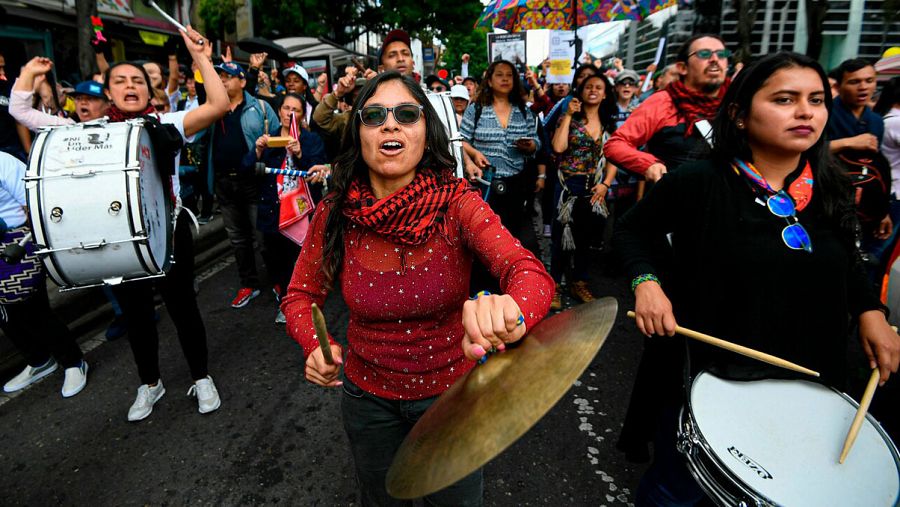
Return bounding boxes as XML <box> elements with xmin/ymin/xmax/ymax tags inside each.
<box><xmin>0</xmin><ymin>152</ymin><xmax>27</xmax><ymax>229</ymax></box>
<box><xmin>884</xmin><ymin>107</ymin><xmax>900</xmax><ymax>197</ymax></box>
<box><xmin>155</xmin><ymin>110</ymin><xmax>196</xmax><ymax>199</ymax></box>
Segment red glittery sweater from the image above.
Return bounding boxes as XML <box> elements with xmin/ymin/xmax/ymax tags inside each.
<box><xmin>282</xmin><ymin>190</ymin><xmax>554</xmax><ymax>400</ymax></box>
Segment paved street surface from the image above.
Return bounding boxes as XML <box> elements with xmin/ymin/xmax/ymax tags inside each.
<box><xmin>0</xmin><ymin>242</ymin><xmax>650</xmax><ymax>506</ymax></box>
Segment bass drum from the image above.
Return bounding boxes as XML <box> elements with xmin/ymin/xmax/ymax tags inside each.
<box><xmin>25</xmin><ymin>118</ymin><xmax>173</xmax><ymax>290</ymax></box>
<box><xmin>426</xmin><ymin>91</ymin><xmax>465</xmax><ymax>178</ymax></box>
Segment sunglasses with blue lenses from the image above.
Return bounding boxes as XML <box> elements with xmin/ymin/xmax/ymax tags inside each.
<box><xmin>358</xmin><ymin>104</ymin><xmax>423</xmax><ymax>126</ymax></box>
<box><xmin>689</xmin><ymin>49</ymin><xmax>732</xmax><ymax>60</ymax></box>
<box><xmin>767</xmin><ymin>190</ymin><xmax>813</xmax><ymax>253</ymax></box>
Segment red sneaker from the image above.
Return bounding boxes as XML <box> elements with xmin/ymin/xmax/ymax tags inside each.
<box><xmin>231</xmin><ymin>288</ymin><xmax>260</xmax><ymax>308</ymax></box>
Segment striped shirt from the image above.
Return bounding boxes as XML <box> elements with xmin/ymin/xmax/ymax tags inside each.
<box><xmin>459</xmin><ymin>102</ymin><xmax>540</xmax><ymax>178</ymax></box>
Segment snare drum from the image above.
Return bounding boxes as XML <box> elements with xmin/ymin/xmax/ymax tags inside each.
<box><xmin>679</xmin><ymin>371</ymin><xmax>900</xmax><ymax>506</ymax></box>
<box><xmin>426</xmin><ymin>92</ymin><xmax>465</xmax><ymax>178</ymax></box>
<box><xmin>25</xmin><ymin>118</ymin><xmax>173</xmax><ymax>289</ymax></box>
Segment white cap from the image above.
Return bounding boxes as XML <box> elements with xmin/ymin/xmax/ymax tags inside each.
<box><xmin>450</xmin><ymin>84</ymin><xmax>470</xmax><ymax>101</ymax></box>
<box><xmin>282</xmin><ymin>64</ymin><xmax>309</xmax><ymax>83</ymax></box>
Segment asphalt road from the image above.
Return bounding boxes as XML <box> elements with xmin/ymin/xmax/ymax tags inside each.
<box><xmin>0</xmin><ymin>242</ymin><xmax>650</xmax><ymax>506</ymax></box>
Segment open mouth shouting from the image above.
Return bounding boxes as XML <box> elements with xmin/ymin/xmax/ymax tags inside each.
<box><xmin>380</xmin><ymin>139</ymin><xmax>405</xmax><ymax>156</ymax></box>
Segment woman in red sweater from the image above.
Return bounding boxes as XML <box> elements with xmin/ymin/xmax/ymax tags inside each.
<box><xmin>282</xmin><ymin>71</ymin><xmax>554</xmax><ymax>505</ymax></box>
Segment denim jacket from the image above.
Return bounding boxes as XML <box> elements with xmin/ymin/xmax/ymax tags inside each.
<box><xmin>207</xmin><ymin>91</ymin><xmax>281</xmax><ymax>191</ymax></box>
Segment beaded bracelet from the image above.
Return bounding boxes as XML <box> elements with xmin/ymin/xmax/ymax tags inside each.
<box><xmin>470</xmin><ymin>290</ymin><xmax>525</xmax><ymax>326</ymax></box>
<box><xmin>630</xmin><ymin>274</ymin><xmax>660</xmax><ymax>292</ymax></box>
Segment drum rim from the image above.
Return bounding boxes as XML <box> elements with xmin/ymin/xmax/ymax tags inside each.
<box><xmin>681</xmin><ymin>371</ymin><xmax>900</xmax><ymax>506</ymax></box>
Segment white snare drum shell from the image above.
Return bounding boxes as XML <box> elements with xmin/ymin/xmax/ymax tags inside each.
<box><xmin>689</xmin><ymin>373</ymin><xmax>900</xmax><ymax>506</ymax></box>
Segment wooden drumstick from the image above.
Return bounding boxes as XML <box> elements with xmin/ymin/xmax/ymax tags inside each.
<box><xmin>839</xmin><ymin>368</ymin><xmax>880</xmax><ymax>464</ymax></box>
<box><xmin>311</xmin><ymin>303</ymin><xmax>334</xmax><ymax>365</ymax></box>
<box><xmin>626</xmin><ymin>311</ymin><xmax>820</xmax><ymax>377</ymax></box>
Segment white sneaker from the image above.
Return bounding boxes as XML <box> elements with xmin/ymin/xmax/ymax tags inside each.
<box><xmin>3</xmin><ymin>358</ymin><xmax>58</xmax><ymax>393</ymax></box>
<box><xmin>61</xmin><ymin>361</ymin><xmax>88</xmax><ymax>398</ymax></box>
<box><xmin>187</xmin><ymin>376</ymin><xmax>221</xmax><ymax>414</ymax></box>
<box><xmin>275</xmin><ymin>309</ymin><xmax>286</xmax><ymax>324</ymax></box>
<box><xmin>128</xmin><ymin>380</ymin><xmax>166</xmax><ymax>421</ymax></box>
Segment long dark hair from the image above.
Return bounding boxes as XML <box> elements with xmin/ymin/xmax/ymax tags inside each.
<box><xmin>711</xmin><ymin>51</ymin><xmax>853</xmax><ymax>231</ymax></box>
<box><xmin>570</xmin><ymin>63</ymin><xmax>598</xmax><ymax>91</ymax></box>
<box><xmin>571</xmin><ymin>74</ymin><xmax>618</xmax><ymax>134</ymax></box>
<box><xmin>319</xmin><ymin>71</ymin><xmax>456</xmax><ymax>289</ymax></box>
<box><xmin>474</xmin><ymin>60</ymin><xmax>527</xmax><ymax>107</ymax></box>
<box><xmin>874</xmin><ymin>76</ymin><xmax>900</xmax><ymax>116</ymax></box>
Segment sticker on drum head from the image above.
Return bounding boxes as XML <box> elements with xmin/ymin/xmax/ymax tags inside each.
<box><xmin>727</xmin><ymin>446</ymin><xmax>773</xmax><ymax>480</ymax></box>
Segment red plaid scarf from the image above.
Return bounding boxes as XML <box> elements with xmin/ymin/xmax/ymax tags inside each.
<box><xmin>107</xmin><ymin>104</ymin><xmax>155</xmax><ymax>122</ymax></box>
<box><xmin>666</xmin><ymin>78</ymin><xmax>729</xmax><ymax>136</ymax></box>
<box><xmin>342</xmin><ymin>170</ymin><xmax>473</xmax><ymax>246</ymax></box>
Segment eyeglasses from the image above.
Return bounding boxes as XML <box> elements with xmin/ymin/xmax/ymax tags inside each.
<box><xmin>618</xmin><ymin>80</ymin><xmax>637</xmax><ymax>87</ymax></box>
<box><xmin>688</xmin><ymin>49</ymin><xmax>732</xmax><ymax>61</ymax></box>
<box><xmin>767</xmin><ymin>190</ymin><xmax>813</xmax><ymax>253</ymax></box>
<box><xmin>153</xmin><ymin>103</ymin><xmax>167</xmax><ymax>111</ymax></box>
<box><xmin>430</xmin><ymin>86</ymin><xmax>446</xmax><ymax>92</ymax></box>
<box><xmin>358</xmin><ymin>104</ymin><xmax>423</xmax><ymax>126</ymax></box>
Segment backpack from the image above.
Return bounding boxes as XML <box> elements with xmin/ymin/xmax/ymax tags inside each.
<box><xmin>838</xmin><ymin>149</ymin><xmax>892</xmax><ymax>230</ymax></box>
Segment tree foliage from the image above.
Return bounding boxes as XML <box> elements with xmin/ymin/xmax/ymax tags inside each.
<box><xmin>198</xmin><ymin>0</ymin><xmax>241</xmax><ymax>41</ymax></box>
<box><xmin>441</xmin><ymin>28</ymin><xmax>490</xmax><ymax>79</ymax></box>
<box><xmin>201</xmin><ymin>0</ymin><xmax>483</xmax><ymax>49</ymax></box>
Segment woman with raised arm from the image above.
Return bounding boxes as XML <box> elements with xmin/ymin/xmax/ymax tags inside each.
<box><xmin>102</xmin><ymin>26</ymin><xmax>230</xmax><ymax>422</ymax></box>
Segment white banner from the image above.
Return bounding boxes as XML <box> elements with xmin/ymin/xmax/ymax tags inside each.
<box><xmin>546</xmin><ymin>30</ymin><xmax>575</xmax><ymax>85</ymax></box>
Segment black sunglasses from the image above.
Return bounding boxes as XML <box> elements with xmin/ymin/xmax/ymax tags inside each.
<box><xmin>688</xmin><ymin>49</ymin><xmax>732</xmax><ymax>61</ymax></box>
<box><xmin>358</xmin><ymin>104</ymin><xmax>423</xmax><ymax>126</ymax></box>
<box><xmin>153</xmin><ymin>103</ymin><xmax>167</xmax><ymax>111</ymax></box>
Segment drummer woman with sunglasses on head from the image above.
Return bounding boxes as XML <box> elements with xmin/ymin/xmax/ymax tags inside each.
<box><xmin>103</xmin><ymin>26</ymin><xmax>230</xmax><ymax>422</ymax></box>
<box><xmin>615</xmin><ymin>52</ymin><xmax>900</xmax><ymax>505</ymax></box>
<box><xmin>282</xmin><ymin>71</ymin><xmax>553</xmax><ymax>505</ymax></box>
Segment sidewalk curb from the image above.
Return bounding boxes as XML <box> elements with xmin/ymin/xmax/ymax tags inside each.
<box><xmin>0</xmin><ymin>216</ymin><xmax>229</xmax><ymax>378</ymax></box>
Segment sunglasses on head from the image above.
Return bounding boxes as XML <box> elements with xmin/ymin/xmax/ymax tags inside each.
<box><xmin>689</xmin><ymin>49</ymin><xmax>732</xmax><ymax>61</ymax></box>
<box><xmin>358</xmin><ymin>104</ymin><xmax>423</xmax><ymax>126</ymax></box>
<box><xmin>767</xmin><ymin>190</ymin><xmax>813</xmax><ymax>253</ymax></box>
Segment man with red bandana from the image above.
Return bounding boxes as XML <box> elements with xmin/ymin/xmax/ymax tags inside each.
<box><xmin>605</xmin><ymin>34</ymin><xmax>731</xmax><ymax>183</ymax></box>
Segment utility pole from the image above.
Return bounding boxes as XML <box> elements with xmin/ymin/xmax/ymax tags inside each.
<box><xmin>76</xmin><ymin>0</ymin><xmax>98</xmax><ymax>79</ymax></box>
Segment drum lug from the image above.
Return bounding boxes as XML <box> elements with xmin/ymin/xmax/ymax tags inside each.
<box><xmin>676</xmin><ymin>423</ymin><xmax>699</xmax><ymax>456</ymax></box>
<box><xmin>102</xmin><ymin>276</ymin><xmax>124</xmax><ymax>286</ymax></box>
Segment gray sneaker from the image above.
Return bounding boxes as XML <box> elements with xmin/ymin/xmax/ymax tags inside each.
<box><xmin>187</xmin><ymin>376</ymin><xmax>221</xmax><ymax>414</ymax></box>
<box><xmin>61</xmin><ymin>361</ymin><xmax>89</xmax><ymax>398</ymax></box>
<box><xmin>128</xmin><ymin>380</ymin><xmax>166</xmax><ymax>421</ymax></box>
<box><xmin>3</xmin><ymin>358</ymin><xmax>58</xmax><ymax>393</ymax></box>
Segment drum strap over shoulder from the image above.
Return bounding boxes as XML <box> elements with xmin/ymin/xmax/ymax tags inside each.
<box><xmin>140</xmin><ymin>115</ymin><xmax>184</xmax><ymax>177</ymax></box>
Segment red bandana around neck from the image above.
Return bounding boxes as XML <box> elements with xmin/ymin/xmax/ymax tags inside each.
<box><xmin>666</xmin><ymin>78</ymin><xmax>729</xmax><ymax>136</ymax></box>
<box><xmin>342</xmin><ymin>170</ymin><xmax>474</xmax><ymax>246</ymax></box>
<box><xmin>107</xmin><ymin>103</ymin><xmax>156</xmax><ymax>123</ymax></box>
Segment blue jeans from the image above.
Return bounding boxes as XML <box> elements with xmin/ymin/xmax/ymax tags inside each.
<box><xmin>341</xmin><ymin>376</ymin><xmax>484</xmax><ymax>506</ymax></box>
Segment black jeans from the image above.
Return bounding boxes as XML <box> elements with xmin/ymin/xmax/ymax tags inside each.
<box><xmin>113</xmin><ymin>211</ymin><xmax>208</xmax><ymax>385</ymax></box>
<box><xmin>215</xmin><ymin>174</ymin><xmax>262</xmax><ymax>288</ymax></box>
<box><xmin>550</xmin><ymin>195</ymin><xmax>605</xmax><ymax>284</ymax></box>
<box><xmin>261</xmin><ymin>232</ymin><xmax>301</xmax><ymax>297</ymax></box>
<box><xmin>341</xmin><ymin>377</ymin><xmax>484</xmax><ymax>506</ymax></box>
<box><xmin>0</xmin><ymin>281</ymin><xmax>82</xmax><ymax>368</ymax></box>
<box><xmin>471</xmin><ymin>170</ymin><xmax>541</xmax><ymax>295</ymax></box>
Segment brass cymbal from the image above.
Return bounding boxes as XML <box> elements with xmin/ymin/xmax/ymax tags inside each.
<box><xmin>386</xmin><ymin>297</ymin><xmax>618</xmax><ymax>499</ymax></box>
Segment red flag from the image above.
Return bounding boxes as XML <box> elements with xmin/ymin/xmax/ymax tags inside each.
<box><xmin>278</xmin><ymin>112</ymin><xmax>313</xmax><ymax>246</ymax></box>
